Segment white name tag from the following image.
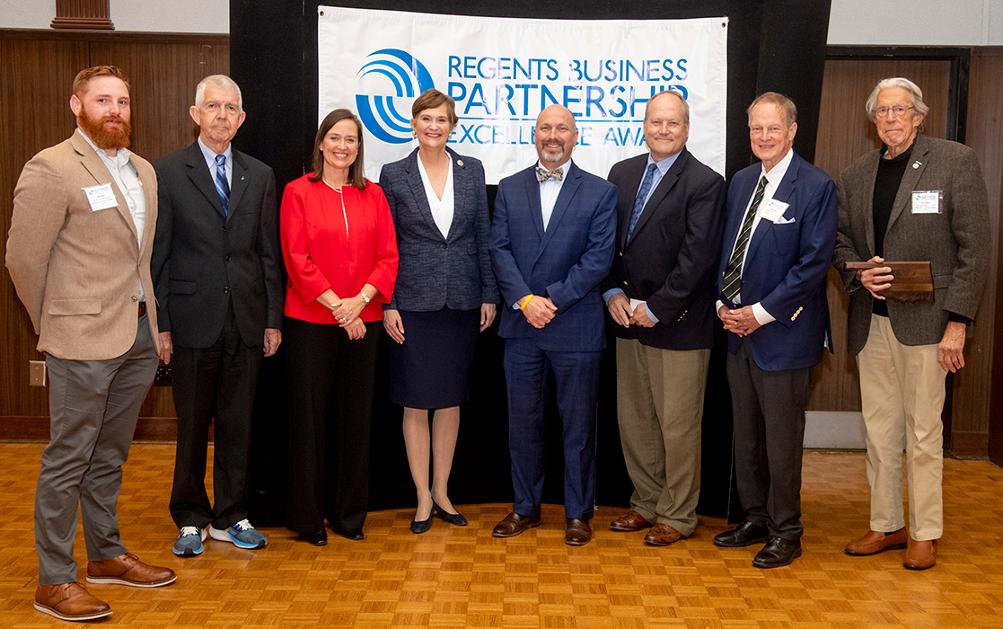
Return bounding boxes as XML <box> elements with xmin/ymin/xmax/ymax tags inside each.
<box><xmin>911</xmin><ymin>190</ymin><xmax>941</xmax><ymax>214</ymax></box>
<box><xmin>83</xmin><ymin>183</ymin><xmax>117</xmax><ymax>211</ymax></box>
<box><xmin>759</xmin><ymin>198</ymin><xmax>790</xmax><ymax>223</ymax></box>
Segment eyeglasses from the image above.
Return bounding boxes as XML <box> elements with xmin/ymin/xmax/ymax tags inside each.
<box><xmin>874</xmin><ymin>105</ymin><xmax>914</xmax><ymax>119</ymax></box>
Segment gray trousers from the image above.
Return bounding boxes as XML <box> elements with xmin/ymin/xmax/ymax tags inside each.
<box><xmin>726</xmin><ymin>341</ymin><xmax>811</xmax><ymax>541</ymax></box>
<box><xmin>36</xmin><ymin>315</ymin><xmax>158</xmax><ymax>584</ymax></box>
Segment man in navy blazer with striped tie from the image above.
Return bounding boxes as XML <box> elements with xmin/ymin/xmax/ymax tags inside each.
<box><xmin>712</xmin><ymin>93</ymin><xmax>836</xmax><ymax>568</ymax></box>
<box><xmin>489</xmin><ymin>105</ymin><xmax>617</xmax><ymax>546</ymax></box>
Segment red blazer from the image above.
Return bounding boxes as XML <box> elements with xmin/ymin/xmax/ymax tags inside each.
<box><xmin>280</xmin><ymin>174</ymin><xmax>399</xmax><ymax>324</ymax></box>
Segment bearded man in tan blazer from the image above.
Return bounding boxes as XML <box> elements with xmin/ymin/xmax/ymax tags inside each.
<box><xmin>6</xmin><ymin>65</ymin><xmax>176</xmax><ymax>623</ymax></box>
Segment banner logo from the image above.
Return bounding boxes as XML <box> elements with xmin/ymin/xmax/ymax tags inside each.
<box><xmin>355</xmin><ymin>48</ymin><xmax>434</xmax><ymax>143</ymax></box>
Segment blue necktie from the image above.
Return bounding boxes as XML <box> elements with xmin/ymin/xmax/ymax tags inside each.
<box><xmin>627</xmin><ymin>163</ymin><xmax>658</xmax><ymax>240</ymax></box>
<box><xmin>214</xmin><ymin>154</ymin><xmax>230</xmax><ymax>216</ymax></box>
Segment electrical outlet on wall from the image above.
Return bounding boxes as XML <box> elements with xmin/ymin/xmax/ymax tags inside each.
<box><xmin>29</xmin><ymin>360</ymin><xmax>46</xmax><ymax>387</ymax></box>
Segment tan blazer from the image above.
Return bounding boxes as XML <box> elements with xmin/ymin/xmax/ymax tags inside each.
<box><xmin>833</xmin><ymin>134</ymin><xmax>990</xmax><ymax>354</ymax></box>
<box><xmin>6</xmin><ymin>131</ymin><xmax>160</xmax><ymax>360</ymax></box>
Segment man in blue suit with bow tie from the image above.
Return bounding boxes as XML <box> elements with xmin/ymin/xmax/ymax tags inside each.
<box><xmin>489</xmin><ymin>105</ymin><xmax>617</xmax><ymax>546</ymax></box>
<box><xmin>712</xmin><ymin>92</ymin><xmax>837</xmax><ymax>568</ymax></box>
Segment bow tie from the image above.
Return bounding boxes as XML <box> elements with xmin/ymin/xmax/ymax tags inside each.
<box><xmin>536</xmin><ymin>166</ymin><xmax>564</xmax><ymax>183</ymax></box>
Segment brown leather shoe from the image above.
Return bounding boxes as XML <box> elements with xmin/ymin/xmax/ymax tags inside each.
<box><xmin>492</xmin><ymin>512</ymin><xmax>542</xmax><ymax>538</ymax></box>
<box><xmin>565</xmin><ymin>518</ymin><xmax>592</xmax><ymax>546</ymax></box>
<box><xmin>86</xmin><ymin>552</ymin><xmax>177</xmax><ymax>588</ymax></box>
<box><xmin>903</xmin><ymin>538</ymin><xmax>937</xmax><ymax>570</ymax></box>
<box><xmin>844</xmin><ymin>527</ymin><xmax>908</xmax><ymax>556</ymax></box>
<box><xmin>643</xmin><ymin>523</ymin><xmax>685</xmax><ymax>547</ymax></box>
<box><xmin>609</xmin><ymin>510</ymin><xmax>653</xmax><ymax>532</ymax></box>
<box><xmin>34</xmin><ymin>582</ymin><xmax>112</xmax><ymax>622</ymax></box>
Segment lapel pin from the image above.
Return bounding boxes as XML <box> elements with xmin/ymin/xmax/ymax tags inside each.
<box><xmin>456</xmin><ymin>159</ymin><xmax>464</xmax><ymax>167</ymax></box>
<box><xmin>241</xmin><ymin>175</ymin><xmax>247</xmax><ymax>181</ymax></box>
<box><xmin>912</xmin><ymin>161</ymin><xmax>922</xmax><ymax>169</ymax></box>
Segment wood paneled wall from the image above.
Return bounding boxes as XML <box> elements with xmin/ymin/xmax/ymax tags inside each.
<box><xmin>812</xmin><ymin>52</ymin><xmax>1003</xmax><ymax>458</ymax></box>
<box><xmin>0</xmin><ymin>29</ymin><xmax>228</xmax><ymax>440</ymax></box>
<box><xmin>968</xmin><ymin>49</ymin><xmax>1003</xmax><ymax>462</ymax></box>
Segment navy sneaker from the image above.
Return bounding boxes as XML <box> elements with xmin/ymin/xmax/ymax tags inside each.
<box><xmin>172</xmin><ymin>526</ymin><xmax>207</xmax><ymax>557</ymax></box>
<box><xmin>208</xmin><ymin>519</ymin><xmax>267</xmax><ymax>549</ymax></box>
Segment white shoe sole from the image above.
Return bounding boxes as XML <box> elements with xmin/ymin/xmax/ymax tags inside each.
<box><xmin>34</xmin><ymin>601</ymin><xmax>113</xmax><ymax>621</ymax></box>
<box><xmin>85</xmin><ymin>574</ymin><xmax>177</xmax><ymax>588</ymax></box>
<box><xmin>208</xmin><ymin>525</ymin><xmax>267</xmax><ymax>549</ymax></box>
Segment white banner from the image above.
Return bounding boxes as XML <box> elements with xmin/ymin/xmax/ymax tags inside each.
<box><xmin>318</xmin><ymin>7</ymin><xmax>728</xmax><ymax>184</ymax></box>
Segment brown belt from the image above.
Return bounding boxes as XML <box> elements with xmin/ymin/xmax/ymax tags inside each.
<box><xmin>137</xmin><ymin>302</ymin><xmax>147</xmax><ymax>318</ymax></box>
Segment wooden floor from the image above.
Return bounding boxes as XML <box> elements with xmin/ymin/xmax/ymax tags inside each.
<box><xmin>1</xmin><ymin>444</ymin><xmax>1002</xmax><ymax>628</ymax></box>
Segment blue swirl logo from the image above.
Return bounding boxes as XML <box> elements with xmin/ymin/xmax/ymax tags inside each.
<box><xmin>355</xmin><ymin>49</ymin><xmax>435</xmax><ymax>144</ymax></box>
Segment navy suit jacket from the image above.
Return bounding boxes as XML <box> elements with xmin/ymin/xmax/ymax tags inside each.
<box><xmin>602</xmin><ymin>149</ymin><xmax>727</xmax><ymax>350</ymax></box>
<box><xmin>717</xmin><ymin>152</ymin><xmax>837</xmax><ymax>371</ymax></box>
<box><xmin>490</xmin><ymin>161</ymin><xmax>617</xmax><ymax>352</ymax></box>
<box><xmin>378</xmin><ymin>148</ymin><xmax>498</xmax><ymax>311</ymax></box>
<box><xmin>152</xmin><ymin>142</ymin><xmax>283</xmax><ymax>348</ymax></box>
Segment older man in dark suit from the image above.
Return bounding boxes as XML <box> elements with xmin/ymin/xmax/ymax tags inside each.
<box><xmin>834</xmin><ymin>77</ymin><xmax>989</xmax><ymax>571</ymax></box>
<box><xmin>602</xmin><ymin>90</ymin><xmax>726</xmax><ymax>547</ymax></box>
<box><xmin>152</xmin><ymin>74</ymin><xmax>283</xmax><ymax>557</ymax></box>
<box><xmin>713</xmin><ymin>92</ymin><xmax>837</xmax><ymax>568</ymax></box>
<box><xmin>490</xmin><ymin>104</ymin><xmax>617</xmax><ymax>546</ymax></box>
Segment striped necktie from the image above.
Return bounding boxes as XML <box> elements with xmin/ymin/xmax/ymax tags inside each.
<box><xmin>721</xmin><ymin>175</ymin><xmax>769</xmax><ymax>302</ymax></box>
<box><xmin>214</xmin><ymin>154</ymin><xmax>230</xmax><ymax>216</ymax></box>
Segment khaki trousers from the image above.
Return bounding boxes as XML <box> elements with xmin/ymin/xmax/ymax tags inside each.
<box><xmin>857</xmin><ymin>315</ymin><xmax>946</xmax><ymax>541</ymax></box>
<box><xmin>615</xmin><ymin>338</ymin><xmax>709</xmax><ymax>535</ymax></box>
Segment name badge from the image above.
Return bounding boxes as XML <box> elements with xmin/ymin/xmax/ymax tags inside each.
<box><xmin>83</xmin><ymin>183</ymin><xmax>117</xmax><ymax>212</ymax></box>
<box><xmin>911</xmin><ymin>190</ymin><xmax>941</xmax><ymax>214</ymax></box>
<box><xmin>759</xmin><ymin>198</ymin><xmax>789</xmax><ymax>223</ymax></box>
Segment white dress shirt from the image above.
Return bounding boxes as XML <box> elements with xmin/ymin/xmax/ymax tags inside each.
<box><xmin>417</xmin><ymin>154</ymin><xmax>455</xmax><ymax>240</ymax></box>
<box><xmin>538</xmin><ymin>160</ymin><xmax>569</xmax><ymax>231</ymax></box>
<box><xmin>77</xmin><ymin>128</ymin><xmax>146</xmax><ymax>301</ymax></box>
<box><xmin>719</xmin><ymin>148</ymin><xmax>795</xmax><ymax>325</ymax></box>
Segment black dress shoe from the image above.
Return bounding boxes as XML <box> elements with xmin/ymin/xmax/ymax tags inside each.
<box><xmin>296</xmin><ymin>529</ymin><xmax>328</xmax><ymax>546</ymax></box>
<box><xmin>713</xmin><ymin>521</ymin><xmax>771</xmax><ymax>548</ymax></box>
<box><xmin>329</xmin><ymin>524</ymin><xmax>365</xmax><ymax>541</ymax></box>
<box><xmin>432</xmin><ymin>500</ymin><xmax>468</xmax><ymax>526</ymax></box>
<box><xmin>410</xmin><ymin>508</ymin><xmax>434</xmax><ymax>534</ymax></box>
<box><xmin>753</xmin><ymin>536</ymin><xmax>802</xmax><ymax>568</ymax></box>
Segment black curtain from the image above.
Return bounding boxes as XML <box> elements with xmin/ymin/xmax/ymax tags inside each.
<box><xmin>231</xmin><ymin>0</ymin><xmax>832</xmax><ymax>525</ymax></box>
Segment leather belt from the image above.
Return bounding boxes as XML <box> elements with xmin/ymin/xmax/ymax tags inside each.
<box><xmin>137</xmin><ymin>302</ymin><xmax>147</xmax><ymax>318</ymax></box>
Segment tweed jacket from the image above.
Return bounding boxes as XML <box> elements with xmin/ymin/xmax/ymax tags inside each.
<box><xmin>833</xmin><ymin>134</ymin><xmax>990</xmax><ymax>354</ymax></box>
<box><xmin>6</xmin><ymin>131</ymin><xmax>160</xmax><ymax>360</ymax></box>
<box><xmin>378</xmin><ymin>147</ymin><xmax>498</xmax><ymax>311</ymax></box>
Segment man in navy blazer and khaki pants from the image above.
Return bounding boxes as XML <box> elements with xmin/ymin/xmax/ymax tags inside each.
<box><xmin>712</xmin><ymin>93</ymin><xmax>837</xmax><ymax>568</ymax></box>
<box><xmin>602</xmin><ymin>90</ymin><xmax>727</xmax><ymax>547</ymax></box>
<box><xmin>490</xmin><ymin>105</ymin><xmax>617</xmax><ymax>546</ymax></box>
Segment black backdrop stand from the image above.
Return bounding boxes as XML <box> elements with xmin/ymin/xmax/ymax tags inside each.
<box><xmin>233</xmin><ymin>0</ymin><xmax>831</xmax><ymax>527</ymax></box>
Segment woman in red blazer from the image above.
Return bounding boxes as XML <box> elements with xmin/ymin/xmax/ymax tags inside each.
<box><xmin>280</xmin><ymin>109</ymin><xmax>398</xmax><ymax>546</ymax></box>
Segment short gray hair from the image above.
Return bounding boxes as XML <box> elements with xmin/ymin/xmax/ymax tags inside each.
<box><xmin>195</xmin><ymin>74</ymin><xmax>243</xmax><ymax>111</ymax></box>
<box><xmin>865</xmin><ymin>77</ymin><xmax>929</xmax><ymax>121</ymax></box>
<box><xmin>646</xmin><ymin>89</ymin><xmax>689</xmax><ymax>124</ymax></box>
<box><xmin>747</xmin><ymin>92</ymin><xmax>797</xmax><ymax>127</ymax></box>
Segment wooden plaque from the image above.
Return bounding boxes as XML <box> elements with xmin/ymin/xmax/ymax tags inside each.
<box><xmin>843</xmin><ymin>260</ymin><xmax>934</xmax><ymax>302</ymax></box>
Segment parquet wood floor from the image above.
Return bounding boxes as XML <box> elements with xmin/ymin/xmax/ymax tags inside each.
<box><xmin>1</xmin><ymin>444</ymin><xmax>1001</xmax><ymax>628</ymax></box>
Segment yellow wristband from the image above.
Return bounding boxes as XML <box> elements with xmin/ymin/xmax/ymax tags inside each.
<box><xmin>518</xmin><ymin>295</ymin><xmax>535</xmax><ymax>310</ymax></box>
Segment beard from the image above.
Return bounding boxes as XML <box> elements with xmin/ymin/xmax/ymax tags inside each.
<box><xmin>540</xmin><ymin>145</ymin><xmax>565</xmax><ymax>164</ymax></box>
<box><xmin>78</xmin><ymin>111</ymin><xmax>131</xmax><ymax>150</ymax></box>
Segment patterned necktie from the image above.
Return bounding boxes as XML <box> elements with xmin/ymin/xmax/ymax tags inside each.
<box><xmin>627</xmin><ymin>163</ymin><xmax>659</xmax><ymax>240</ymax></box>
<box><xmin>214</xmin><ymin>154</ymin><xmax>230</xmax><ymax>216</ymax></box>
<box><xmin>535</xmin><ymin>166</ymin><xmax>563</xmax><ymax>182</ymax></box>
<box><xmin>721</xmin><ymin>175</ymin><xmax>769</xmax><ymax>302</ymax></box>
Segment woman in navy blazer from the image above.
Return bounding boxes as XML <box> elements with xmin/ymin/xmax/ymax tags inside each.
<box><xmin>378</xmin><ymin>89</ymin><xmax>499</xmax><ymax>533</ymax></box>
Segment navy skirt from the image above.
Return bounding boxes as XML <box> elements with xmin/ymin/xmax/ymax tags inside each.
<box><xmin>388</xmin><ymin>307</ymin><xmax>480</xmax><ymax>409</ymax></box>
